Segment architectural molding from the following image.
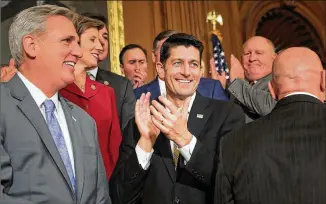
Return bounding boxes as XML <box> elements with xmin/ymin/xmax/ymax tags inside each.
<box><xmin>239</xmin><ymin>1</ymin><xmax>325</xmax><ymax>49</ymax></box>
<box><xmin>107</xmin><ymin>1</ymin><xmax>124</xmax><ymax>75</ymax></box>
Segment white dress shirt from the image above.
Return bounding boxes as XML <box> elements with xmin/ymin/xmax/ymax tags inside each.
<box><xmin>18</xmin><ymin>72</ymin><xmax>75</xmax><ymax>175</ymax></box>
<box><xmin>285</xmin><ymin>91</ymin><xmax>319</xmax><ymax>99</ymax></box>
<box><xmin>87</xmin><ymin>67</ymin><xmax>99</xmax><ymax>80</ymax></box>
<box><xmin>136</xmin><ymin>79</ymin><xmax>197</xmax><ymax>170</ymax></box>
<box><xmin>158</xmin><ymin>77</ymin><xmax>167</xmax><ymax>97</ymax></box>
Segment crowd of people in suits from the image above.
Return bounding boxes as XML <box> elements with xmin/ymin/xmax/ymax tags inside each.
<box><xmin>0</xmin><ymin>4</ymin><xmax>325</xmax><ymax>204</ymax></box>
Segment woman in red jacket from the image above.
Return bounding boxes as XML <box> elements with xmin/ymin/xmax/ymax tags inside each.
<box><xmin>60</xmin><ymin>15</ymin><xmax>121</xmax><ymax>179</ymax></box>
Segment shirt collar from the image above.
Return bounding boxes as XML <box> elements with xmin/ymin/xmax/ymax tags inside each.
<box><xmin>17</xmin><ymin>72</ymin><xmax>59</xmax><ymax>110</ymax></box>
<box><xmin>285</xmin><ymin>92</ymin><xmax>319</xmax><ymax>100</ymax></box>
<box><xmin>87</xmin><ymin>67</ymin><xmax>99</xmax><ymax>78</ymax></box>
<box><xmin>187</xmin><ymin>92</ymin><xmax>196</xmax><ymax>113</ymax></box>
<box><xmin>158</xmin><ymin>77</ymin><xmax>166</xmax><ymax>97</ymax></box>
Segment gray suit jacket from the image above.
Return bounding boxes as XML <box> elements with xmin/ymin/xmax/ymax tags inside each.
<box><xmin>0</xmin><ymin>75</ymin><xmax>111</xmax><ymax>204</ymax></box>
<box><xmin>228</xmin><ymin>74</ymin><xmax>277</xmax><ymax>123</ymax></box>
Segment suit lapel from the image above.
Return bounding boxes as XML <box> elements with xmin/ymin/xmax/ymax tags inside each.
<box><xmin>253</xmin><ymin>74</ymin><xmax>272</xmax><ymax>90</ymax></box>
<box><xmin>60</xmin><ymin>97</ymin><xmax>85</xmax><ymax>202</ymax></box>
<box><xmin>9</xmin><ymin>76</ymin><xmax>75</xmax><ymax>195</ymax></box>
<box><xmin>154</xmin><ymin>133</ymin><xmax>176</xmax><ymax>182</ymax></box>
<box><xmin>148</xmin><ymin>78</ymin><xmax>161</xmax><ymax>101</ymax></box>
<box><xmin>187</xmin><ymin>93</ymin><xmax>212</xmax><ymax>138</ymax></box>
<box><xmin>95</xmin><ymin>69</ymin><xmax>108</xmax><ymax>85</ymax></box>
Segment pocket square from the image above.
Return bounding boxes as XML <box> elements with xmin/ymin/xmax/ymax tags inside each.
<box><xmin>196</xmin><ymin>114</ymin><xmax>203</xmax><ymax>119</ymax></box>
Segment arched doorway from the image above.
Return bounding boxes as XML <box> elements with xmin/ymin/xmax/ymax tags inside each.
<box><xmin>256</xmin><ymin>7</ymin><xmax>326</xmax><ymax>67</ymax></box>
<box><xmin>239</xmin><ymin>1</ymin><xmax>326</xmax><ymax>68</ymax></box>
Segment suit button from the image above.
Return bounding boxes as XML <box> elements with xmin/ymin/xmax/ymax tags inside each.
<box><xmin>174</xmin><ymin>197</ymin><xmax>180</xmax><ymax>203</ymax></box>
<box><xmin>85</xmin><ymin>105</ymin><xmax>88</xmax><ymax>109</ymax></box>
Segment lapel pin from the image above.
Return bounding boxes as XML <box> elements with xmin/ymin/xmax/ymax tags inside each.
<box><xmin>196</xmin><ymin>114</ymin><xmax>203</xmax><ymax>119</ymax></box>
<box><xmin>104</xmin><ymin>81</ymin><xmax>110</xmax><ymax>86</ymax></box>
<box><xmin>91</xmin><ymin>84</ymin><xmax>96</xmax><ymax>90</ymax></box>
<box><xmin>72</xmin><ymin>116</ymin><xmax>77</xmax><ymax>122</ymax></box>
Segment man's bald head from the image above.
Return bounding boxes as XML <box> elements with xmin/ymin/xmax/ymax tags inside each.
<box><xmin>243</xmin><ymin>36</ymin><xmax>275</xmax><ymax>53</ymax></box>
<box><xmin>242</xmin><ymin>36</ymin><xmax>277</xmax><ymax>82</ymax></box>
<box><xmin>270</xmin><ymin>47</ymin><xmax>325</xmax><ymax>101</ymax></box>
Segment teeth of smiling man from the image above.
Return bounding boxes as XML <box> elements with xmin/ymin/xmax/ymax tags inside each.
<box><xmin>177</xmin><ymin>80</ymin><xmax>191</xmax><ymax>83</ymax></box>
<box><xmin>64</xmin><ymin>61</ymin><xmax>76</xmax><ymax>67</ymax></box>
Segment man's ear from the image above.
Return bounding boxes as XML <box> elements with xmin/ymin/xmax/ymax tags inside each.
<box><xmin>320</xmin><ymin>69</ymin><xmax>325</xmax><ymax>93</ymax></box>
<box><xmin>268</xmin><ymin>81</ymin><xmax>277</xmax><ymax>101</ymax></box>
<box><xmin>156</xmin><ymin>62</ymin><xmax>165</xmax><ymax>80</ymax></box>
<box><xmin>200</xmin><ymin>60</ymin><xmax>205</xmax><ymax>77</ymax></box>
<box><xmin>120</xmin><ymin>64</ymin><xmax>125</xmax><ymax>75</ymax></box>
<box><xmin>151</xmin><ymin>50</ymin><xmax>156</xmax><ymax>64</ymax></box>
<box><xmin>22</xmin><ymin>35</ymin><xmax>38</xmax><ymax>59</ymax></box>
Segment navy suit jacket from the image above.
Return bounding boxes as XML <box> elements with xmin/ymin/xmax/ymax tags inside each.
<box><xmin>134</xmin><ymin>77</ymin><xmax>229</xmax><ymax>101</ymax></box>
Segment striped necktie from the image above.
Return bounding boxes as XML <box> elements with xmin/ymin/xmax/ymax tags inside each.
<box><xmin>87</xmin><ymin>72</ymin><xmax>95</xmax><ymax>81</ymax></box>
<box><xmin>172</xmin><ymin>142</ymin><xmax>180</xmax><ymax>169</ymax></box>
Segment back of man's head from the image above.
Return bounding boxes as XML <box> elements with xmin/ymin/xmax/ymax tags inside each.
<box><xmin>270</xmin><ymin>47</ymin><xmax>325</xmax><ymax>102</ymax></box>
<box><xmin>152</xmin><ymin>30</ymin><xmax>179</xmax><ymax>64</ymax></box>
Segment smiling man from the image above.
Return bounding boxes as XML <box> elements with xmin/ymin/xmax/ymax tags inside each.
<box><xmin>227</xmin><ymin>36</ymin><xmax>278</xmax><ymax>123</ymax></box>
<box><xmin>0</xmin><ymin>5</ymin><xmax>110</xmax><ymax>204</ymax></box>
<box><xmin>110</xmin><ymin>33</ymin><xmax>244</xmax><ymax>204</ymax></box>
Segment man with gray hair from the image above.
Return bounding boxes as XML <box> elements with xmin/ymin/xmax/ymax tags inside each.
<box><xmin>0</xmin><ymin>5</ymin><xmax>111</xmax><ymax>204</ymax></box>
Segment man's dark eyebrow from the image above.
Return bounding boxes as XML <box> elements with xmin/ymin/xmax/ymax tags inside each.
<box><xmin>190</xmin><ymin>59</ymin><xmax>200</xmax><ymax>63</ymax></box>
<box><xmin>171</xmin><ymin>58</ymin><xmax>182</xmax><ymax>61</ymax></box>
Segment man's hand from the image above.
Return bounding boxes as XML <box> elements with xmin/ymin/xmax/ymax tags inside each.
<box><xmin>133</xmin><ymin>69</ymin><xmax>147</xmax><ymax>89</ymax></box>
<box><xmin>0</xmin><ymin>59</ymin><xmax>17</xmax><ymax>82</ymax></box>
<box><xmin>230</xmin><ymin>54</ymin><xmax>244</xmax><ymax>82</ymax></box>
<box><xmin>135</xmin><ymin>93</ymin><xmax>160</xmax><ymax>152</ymax></box>
<box><xmin>150</xmin><ymin>96</ymin><xmax>192</xmax><ymax>148</ymax></box>
<box><xmin>209</xmin><ymin>57</ymin><xmax>227</xmax><ymax>89</ymax></box>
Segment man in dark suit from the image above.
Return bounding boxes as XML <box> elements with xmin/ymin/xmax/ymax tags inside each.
<box><xmin>134</xmin><ymin>30</ymin><xmax>229</xmax><ymax>101</ymax></box>
<box><xmin>83</xmin><ymin>13</ymin><xmax>136</xmax><ymax>132</ymax></box>
<box><xmin>110</xmin><ymin>33</ymin><xmax>244</xmax><ymax>204</ymax></box>
<box><xmin>0</xmin><ymin>5</ymin><xmax>110</xmax><ymax>204</ymax></box>
<box><xmin>215</xmin><ymin>47</ymin><xmax>326</xmax><ymax>204</ymax></box>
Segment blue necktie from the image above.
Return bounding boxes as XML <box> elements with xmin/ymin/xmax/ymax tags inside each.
<box><xmin>43</xmin><ymin>100</ymin><xmax>76</xmax><ymax>193</ymax></box>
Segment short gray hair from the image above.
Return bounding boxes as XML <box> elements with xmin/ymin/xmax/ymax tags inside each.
<box><xmin>9</xmin><ymin>5</ymin><xmax>77</xmax><ymax>67</ymax></box>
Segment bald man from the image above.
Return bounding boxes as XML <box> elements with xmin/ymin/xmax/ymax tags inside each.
<box><xmin>215</xmin><ymin>47</ymin><xmax>326</xmax><ymax>204</ymax></box>
<box><xmin>224</xmin><ymin>36</ymin><xmax>277</xmax><ymax>123</ymax></box>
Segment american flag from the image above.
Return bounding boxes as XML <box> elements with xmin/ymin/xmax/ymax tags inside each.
<box><xmin>211</xmin><ymin>33</ymin><xmax>229</xmax><ymax>79</ymax></box>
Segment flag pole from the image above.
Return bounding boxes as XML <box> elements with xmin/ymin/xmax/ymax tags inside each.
<box><xmin>206</xmin><ymin>11</ymin><xmax>230</xmax><ymax>80</ymax></box>
<box><xmin>206</xmin><ymin>10</ymin><xmax>223</xmax><ymax>42</ymax></box>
